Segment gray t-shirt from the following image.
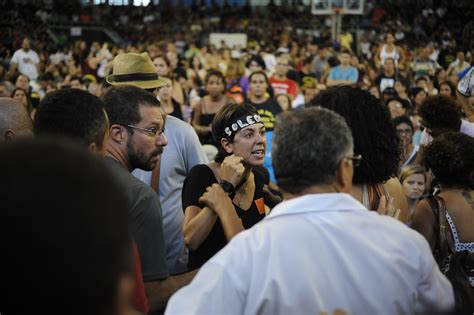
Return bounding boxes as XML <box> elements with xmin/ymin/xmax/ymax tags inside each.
<box><xmin>106</xmin><ymin>157</ymin><xmax>169</xmax><ymax>281</ymax></box>
<box><xmin>133</xmin><ymin>115</ymin><xmax>208</xmax><ymax>274</ymax></box>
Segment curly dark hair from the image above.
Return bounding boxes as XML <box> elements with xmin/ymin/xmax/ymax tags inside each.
<box><xmin>424</xmin><ymin>132</ymin><xmax>474</xmax><ymax>189</ymax></box>
<box><xmin>308</xmin><ymin>85</ymin><xmax>400</xmax><ymax>185</ymax></box>
<box><xmin>418</xmin><ymin>95</ymin><xmax>461</xmax><ymax>132</ymax></box>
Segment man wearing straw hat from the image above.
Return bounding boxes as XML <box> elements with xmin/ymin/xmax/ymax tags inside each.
<box><xmin>106</xmin><ymin>52</ymin><xmax>206</xmax><ymax>310</ymax></box>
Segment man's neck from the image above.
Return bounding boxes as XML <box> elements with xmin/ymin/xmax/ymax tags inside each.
<box><xmin>282</xmin><ymin>184</ymin><xmax>348</xmax><ymax>201</ymax></box>
<box><xmin>274</xmin><ymin>74</ymin><xmax>287</xmax><ymax>80</ymax></box>
<box><xmin>106</xmin><ymin>143</ymin><xmax>133</xmax><ymax>172</ymax></box>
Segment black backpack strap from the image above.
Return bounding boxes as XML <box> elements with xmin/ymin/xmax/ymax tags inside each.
<box><xmin>425</xmin><ymin>195</ymin><xmax>440</xmax><ymax>221</ymax></box>
<box><xmin>425</xmin><ymin>195</ymin><xmax>449</xmax><ymax>262</ymax></box>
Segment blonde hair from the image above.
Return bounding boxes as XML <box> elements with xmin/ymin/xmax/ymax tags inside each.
<box><xmin>399</xmin><ymin>164</ymin><xmax>426</xmax><ymax>184</ymax></box>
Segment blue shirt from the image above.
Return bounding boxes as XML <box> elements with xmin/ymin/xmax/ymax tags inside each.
<box><xmin>328</xmin><ymin>65</ymin><xmax>358</xmax><ymax>83</ymax></box>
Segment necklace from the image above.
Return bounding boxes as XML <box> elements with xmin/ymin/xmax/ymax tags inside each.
<box><xmin>237</xmin><ymin>184</ymin><xmax>247</xmax><ymax>208</ymax></box>
<box><xmin>236</xmin><ymin>179</ymin><xmax>248</xmax><ymax>208</ymax></box>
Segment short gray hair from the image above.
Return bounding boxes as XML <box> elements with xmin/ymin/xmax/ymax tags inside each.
<box><xmin>273</xmin><ymin>107</ymin><xmax>353</xmax><ymax>194</ymax></box>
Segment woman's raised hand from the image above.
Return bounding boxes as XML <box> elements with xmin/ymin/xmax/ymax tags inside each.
<box><xmin>220</xmin><ymin>154</ymin><xmax>247</xmax><ymax>187</ymax></box>
<box><xmin>377</xmin><ymin>195</ymin><xmax>401</xmax><ymax>221</ymax></box>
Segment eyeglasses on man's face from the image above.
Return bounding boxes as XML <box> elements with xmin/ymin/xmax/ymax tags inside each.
<box><xmin>344</xmin><ymin>154</ymin><xmax>362</xmax><ymax>167</ymax></box>
<box><xmin>123</xmin><ymin>124</ymin><xmax>165</xmax><ymax>138</ymax></box>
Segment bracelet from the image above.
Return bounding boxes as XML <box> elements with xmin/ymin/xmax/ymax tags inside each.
<box><xmin>219</xmin><ymin>180</ymin><xmax>236</xmax><ymax>198</ymax></box>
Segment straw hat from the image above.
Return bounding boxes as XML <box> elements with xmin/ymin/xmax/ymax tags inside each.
<box><xmin>106</xmin><ymin>52</ymin><xmax>167</xmax><ymax>89</ymax></box>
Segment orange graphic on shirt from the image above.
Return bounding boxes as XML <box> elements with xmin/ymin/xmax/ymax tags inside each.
<box><xmin>255</xmin><ymin>198</ymin><xmax>265</xmax><ymax>214</ymax></box>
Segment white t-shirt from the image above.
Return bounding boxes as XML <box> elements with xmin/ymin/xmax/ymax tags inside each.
<box><xmin>11</xmin><ymin>49</ymin><xmax>40</xmax><ymax>80</ymax></box>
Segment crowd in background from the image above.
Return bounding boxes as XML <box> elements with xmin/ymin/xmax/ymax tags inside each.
<box><xmin>0</xmin><ymin>0</ymin><xmax>473</xmax><ymax>313</ymax></box>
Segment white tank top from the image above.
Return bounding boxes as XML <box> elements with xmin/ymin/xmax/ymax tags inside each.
<box><xmin>380</xmin><ymin>44</ymin><xmax>399</xmax><ymax>65</ymax></box>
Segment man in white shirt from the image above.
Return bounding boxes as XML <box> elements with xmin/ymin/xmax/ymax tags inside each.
<box><xmin>9</xmin><ymin>38</ymin><xmax>40</xmax><ymax>81</ymax></box>
<box><xmin>165</xmin><ymin>107</ymin><xmax>454</xmax><ymax>315</ymax></box>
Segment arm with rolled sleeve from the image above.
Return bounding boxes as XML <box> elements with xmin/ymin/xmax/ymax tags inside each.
<box><xmin>165</xmin><ymin>258</ymin><xmax>246</xmax><ymax>314</ymax></box>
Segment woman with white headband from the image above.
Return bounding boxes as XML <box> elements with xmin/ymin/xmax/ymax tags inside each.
<box><xmin>182</xmin><ymin>103</ymin><xmax>268</xmax><ymax>270</ymax></box>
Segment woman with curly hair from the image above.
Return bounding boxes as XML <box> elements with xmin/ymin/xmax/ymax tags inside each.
<box><xmin>411</xmin><ymin>132</ymin><xmax>474</xmax><ymax>266</ymax></box>
<box><xmin>309</xmin><ymin>85</ymin><xmax>408</xmax><ymax>222</ymax></box>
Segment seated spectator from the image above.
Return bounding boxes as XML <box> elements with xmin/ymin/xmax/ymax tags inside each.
<box><xmin>269</xmin><ymin>55</ymin><xmax>298</xmax><ymax>99</ymax></box>
<box><xmin>409</xmin><ymin>87</ymin><xmax>428</xmax><ymax>114</ymax></box>
<box><xmin>275</xmin><ymin>93</ymin><xmax>292</xmax><ymax>111</ymax></box>
<box><xmin>326</xmin><ymin>49</ymin><xmax>358</xmax><ymax>87</ymax></box>
<box><xmin>193</xmin><ymin>69</ymin><xmax>233</xmax><ymax>147</ymax></box>
<box><xmin>439</xmin><ymin>81</ymin><xmax>456</xmax><ymax>98</ymax></box>
<box><xmin>157</xmin><ymin>75</ymin><xmax>184</xmax><ymax>120</ymax></box>
<box><xmin>446</xmin><ymin>51</ymin><xmax>470</xmax><ymax>77</ymax></box>
<box><xmin>11</xmin><ymin>87</ymin><xmax>34</xmax><ymax>117</ymax></box>
<box><xmin>375</xmin><ymin>57</ymin><xmax>397</xmax><ymax>93</ymax></box>
<box><xmin>394</xmin><ymin>77</ymin><xmax>412</xmax><ymax>106</ymax></box>
<box><xmin>153</xmin><ymin>54</ymin><xmax>186</xmax><ymax>105</ymax></box>
<box><xmin>247</xmin><ymin>71</ymin><xmax>282</xmax><ymax>183</ymax></box>
<box><xmin>166</xmin><ymin>107</ymin><xmax>454</xmax><ymax>315</ymax></box>
<box><xmin>410</xmin><ymin>43</ymin><xmax>441</xmax><ymax>80</ymax></box>
<box><xmin>393</xmin><ymin>115</ymin><xmax>420</xmax><ymax>170</ymax></box>
<box><xmin>386</xmin><ymin>96</ymin><xmax>409</xmax><ymax>119</ymax></box>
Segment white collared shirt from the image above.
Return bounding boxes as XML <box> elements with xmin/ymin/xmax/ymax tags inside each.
<box><xmin>166</xmin><ymin>193</ymin><xmax>453</xmax><ymax>315</ymax></box>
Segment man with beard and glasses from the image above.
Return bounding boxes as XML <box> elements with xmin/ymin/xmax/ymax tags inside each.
<box><xmin>102</xmin><ymin>85</ymin><xmax>197</xmax><ymax>314</ymax></box>
<box><xmin>108</xmin><ymin>52</ymin><xmax>208</xmax><ymax>277</ymax></box>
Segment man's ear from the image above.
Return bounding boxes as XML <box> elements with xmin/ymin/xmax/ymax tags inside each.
<box><xmin>109</xmin><ymin>125</ymin><xmax>125</xmax><ymax>143</ymax></box>
<box><xmin>336</xmin><ymin>158</ymin><xmax>353</xmax><ymax>193</ymax></box>
<box><xmin>3</xmin><ymin>129</ymin><xmax>16</xmax><ymax>141</ymax></box>
<box><xmin>221</xmin><ymin>138</ymin><xmax>233</xmax><ymax>154</ymax></box>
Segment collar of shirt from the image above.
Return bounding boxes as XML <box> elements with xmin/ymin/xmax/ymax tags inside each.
<box><xmin>267</xmin><ymin>193</ymin><xmax>367</xmax><ymax>219</ymax></box>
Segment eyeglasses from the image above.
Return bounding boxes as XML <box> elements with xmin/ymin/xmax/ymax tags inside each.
<box><xmin>344</xmin><ymin>154</ymin><xmax>362</xmax><ymax>167</ymax></box>
<box><xmin>123</xmin><ymin>125</ymin><xmax>165</xmax><ymax>138</ymax></box>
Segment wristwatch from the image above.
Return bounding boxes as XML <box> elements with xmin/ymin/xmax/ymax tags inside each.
<box><xmin>219</xmin><ymin>180</ymin><xmax>236</xmax><ymax>198</ymax></box>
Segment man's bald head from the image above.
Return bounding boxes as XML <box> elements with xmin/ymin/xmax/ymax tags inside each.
<box><xmin>0</xmin><ymin>97</ymin><xmax>33</xmax><ymax>141</ymax></box>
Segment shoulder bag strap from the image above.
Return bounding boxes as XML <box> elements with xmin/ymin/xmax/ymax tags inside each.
<box><xmin>150</xmin><ymin>157</ymin><xmax>161</xmax><ymax>193</ymax></box>
<box><xmin>437</xmin><ymin>196</ymin><xmax>455</xmax><ymax>254</ymax></box>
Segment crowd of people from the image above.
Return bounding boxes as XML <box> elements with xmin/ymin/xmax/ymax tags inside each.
<box><xmin>1</xmin><ymin>0</ymin><xmax>474</xmax><ymax>314</ymax></box>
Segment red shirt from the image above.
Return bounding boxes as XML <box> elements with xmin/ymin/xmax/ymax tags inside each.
<box><xmin>131</xmin><ymin>240</ymin><xmax>149</xmax><ymax>313</ymax></box>
<box><xmin>269</xmin><ymin>76</ymin><xmax>298</xmax><ymax>97</ymax></box>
